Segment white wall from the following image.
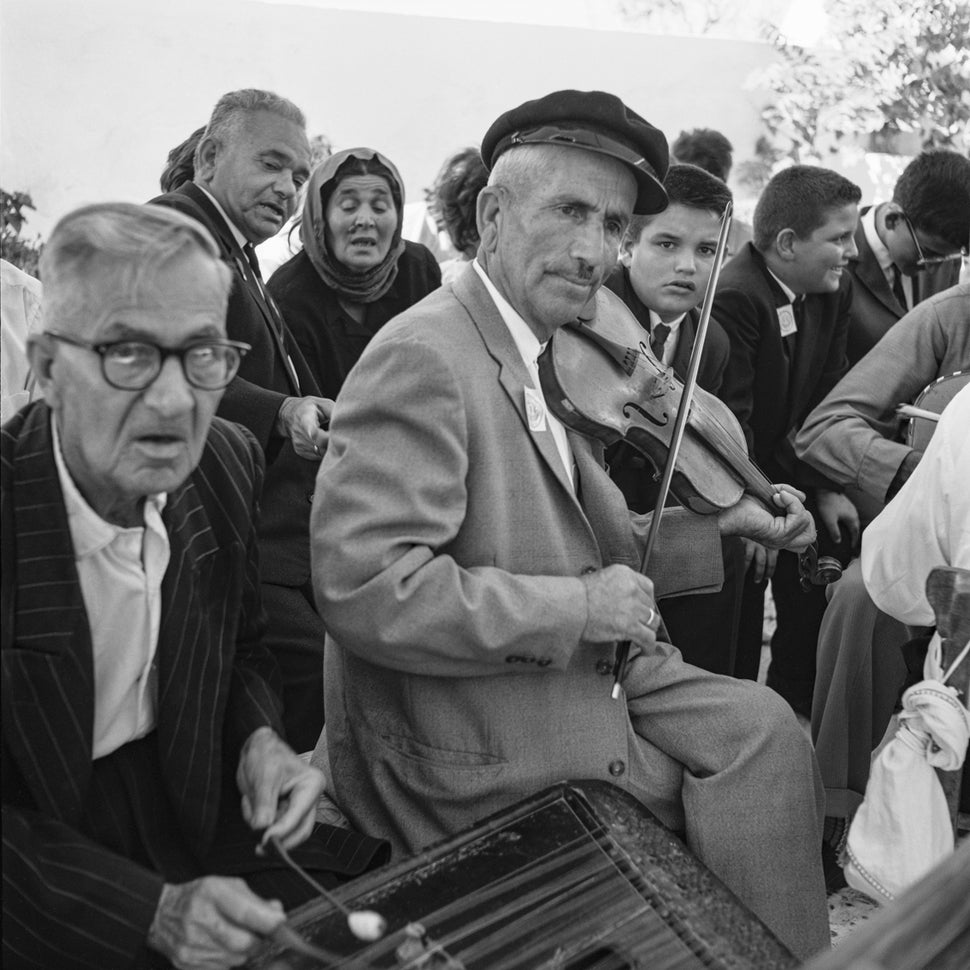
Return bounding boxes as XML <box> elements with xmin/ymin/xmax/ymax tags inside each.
<box><xmin>1</xmin><ymin>0</ymin><xmax>780</xmax><ymax>238</ymax></box>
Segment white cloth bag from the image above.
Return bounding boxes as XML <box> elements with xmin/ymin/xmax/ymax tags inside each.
<box><xmin>843</xmin><ymin>633</ymin><xmax>970</xmax><ymax>902</ymax></box>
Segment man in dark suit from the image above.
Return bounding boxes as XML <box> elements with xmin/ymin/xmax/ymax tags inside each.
<box><xmin>2</xmin><ymin>204</ymin><xmax>384</xmax><ymax>969</ymax></box>
<box><xmin>152</xmin><ymin>89</ymin><xmax>332</xmax><ymax>752</ymax></box>
<box><xmin>846</xmin><ymin>149</ymin><xmax>969</xmax><ymax>365</ymax></box>
<box><xmin>604</xmin><ymin>162</ymin><xmax>742</xmax><ymax>674</ymax></box>
<box><xmin>714</xmin><ymin>166</ymin><xmax>862</xmax><ymax>717</ymax></box>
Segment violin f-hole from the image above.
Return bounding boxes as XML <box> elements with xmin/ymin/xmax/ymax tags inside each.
<box><xmin>623</xmin><ymin>401</ymin><xmax>670</xmax><ymax>428</ymax></box>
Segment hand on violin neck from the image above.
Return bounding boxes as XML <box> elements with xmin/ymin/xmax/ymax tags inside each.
<box><xmin>718</xmin><ymin>487</ymin><xmax>816</xmax><ymax>552</ymax></box>
<box><xmin>581</xmin><ymin>564</ymin><xmax>659</xmax><ymax>648</ymax></box>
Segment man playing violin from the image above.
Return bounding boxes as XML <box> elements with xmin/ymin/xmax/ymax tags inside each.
<box><xmin>310</xmin><ymin>90</ymin><xmax>829</xmax><ymax>960</ymax></box>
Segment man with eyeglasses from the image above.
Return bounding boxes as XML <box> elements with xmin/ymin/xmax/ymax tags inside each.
<box><xmin>1</xmin><ymin>203</ymin><xmax>386</xmax><ymax>969</ymax></box>
<box><xmin>152</xmin><ymin>88</ymin><xmax>333</xmax><ymax>753</ymax></box>
<box><xmin>846</xmin><ymin>148</ymin><xmax>970</xmax><ymax>366</ymax></box>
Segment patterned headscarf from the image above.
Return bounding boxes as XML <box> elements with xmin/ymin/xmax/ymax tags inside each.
<box><xmin>302</xmin><ymin>147</ymin><xmax>406</xmax><ymax>304</ymax></box>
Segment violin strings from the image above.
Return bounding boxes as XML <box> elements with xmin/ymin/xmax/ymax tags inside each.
<box><xmin>629</xmin><ymin>344</ymin><xmax>780</xmax><ymax>499</ymax></box>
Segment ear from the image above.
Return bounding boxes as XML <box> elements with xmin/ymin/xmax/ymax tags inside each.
<box><xmin>882</xmin><ymin>201</ymin><xmax>905</xmax><ymax>232</ymax></box>
<box><xmin>775</xmin><ymin>227</ymin><xmax>798</xmax><ymax>261</ymax></box>
<box><xmin>26</xmin><ymin>333</ymin><xmax>59</xmax><ymax>408</ymax></box>
<box><xmin>476</xmin><ymin>185</ymin><xmax>504</xmax><ymax>254</ymax></box>
<box><xmin>194</xmin><ymin>135</ymin><xmax>220</xmax><ymax>184</ymax></box>
<box><xmin>618</xmin><ymin>234</ymin><xmax>635</xmax><ymax>267</ymax></box>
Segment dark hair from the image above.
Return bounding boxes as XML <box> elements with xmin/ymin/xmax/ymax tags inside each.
<box><xmin>893</xmin><ymin>149</ymin><xmax>970</xmax><ymax>251</ymax></box>
<box><xmin>753</xmin><ymin>165</ymin><xmax>861</xmax><ymax>252</ymax></box>
<box><xmin>322</xmin><ymin>153</ymin><xmax>403</xmax><ymax>214</ymax></box>
<box><xmin>160</xmin><ymin>126</ymin><xmax>205</xmax><ymax>193</ymax></box>
<box><xmin>671</xmin><ymin>128</ymin><xmax>734</xmax><ymax>182</ymax></box>
<box><xmin>626</xmin><ymin>163</ymin><xmax>733</xmax><ymax>242</ymax></box>
<box><xmin>428</xmin><ymin>147</ymin><xmax>488</xmax><ymax>258</ymax></box>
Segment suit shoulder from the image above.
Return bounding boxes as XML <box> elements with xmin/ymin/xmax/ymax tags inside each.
<box><xmin>196</xmin><ymin>418</ymin><xmax>264</xmax><ymax>500</ymax></box>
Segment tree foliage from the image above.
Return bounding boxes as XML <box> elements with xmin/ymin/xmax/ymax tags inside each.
<box><xmin>1</xmin><ymin>189</ymin><xmax>44</xmax><ymax>277</ymax></box>
<box><xmin>753</xmin><ymin>0</ymin><xmax>970</xmax><ymax>162</ymax></box>
<box><xmin>618</xmin><ymin>0</ymin><xmax>970</xmax><ymax>162</ymax></box>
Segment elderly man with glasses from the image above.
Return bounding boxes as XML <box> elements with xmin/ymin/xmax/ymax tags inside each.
<box><xmin>1</xmin><ymin>203</ymin><xmax>385</xmax><ymax>970</ymax></box>
<box><xmin>845</xmin><ymin>148</ymin><xmax>970</xmax><ymax>366</ymax></box>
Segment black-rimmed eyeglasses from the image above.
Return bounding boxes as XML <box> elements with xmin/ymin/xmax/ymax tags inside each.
<box><xmin>901</xmin><ymin>214</ymin><xmax>967</xmax><ymax>269</ymax></box>
<box><xmin>45</xmin><ymin>332</ymin><xmax>250</xmax><ymax>391</ymax></box>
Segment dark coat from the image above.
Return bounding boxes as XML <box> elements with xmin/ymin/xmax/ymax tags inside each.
<box><xmin>150</xmin><ymin>183</ymin><xmax>322</xmax><ymax>585</ymax></box>
<box><xmin>269</xmin><ymin>242</ymin><xmax>441</xmax><ymax>400</ymax></box>
<box><xmin>713</xmin><ymin>243</ymin><xmax>851</xmax><ymax>491</ymax></box>
<box><xmin>604</xmin><ymin>264</ymin><xmax>730</xmax><ymax>394</ymax></box>
<box><xmin>846</xmin><ymin>207</ymin><xmax>962</xmax><ymax>365</ymax></box>
<box><xmin>1</xmin><ymin>405</ymin><xmax>282</xmax><ymax>966</ymax></box>
<box><xmin>603</xmin><ymin>265</ymin><xmax>731</xmax><ymax>513</ymax></box>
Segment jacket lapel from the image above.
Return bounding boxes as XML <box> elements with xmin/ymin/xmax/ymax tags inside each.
<box><xmin>177</xmin><ymin>184</ymin><xmax>301</xmax><ymax>394</ymax></box>
<box><xmin>154</xmin><ymin>476</ymin><xmax>223</xmax><ymax>854</ymax></box>
<box><xmin>453</xmin><ymin>268</ymin><xmax>580</xmax><ymax>501</ymax></box>
<box><xmin>2</xmin><ymin>404</ymin><xmax>95</xmax><ymax>825</ymax></box>
<box><xmin>851</xmin><ymin>216</ymin><xmax>901</xmax><ymax>317</ymax></box>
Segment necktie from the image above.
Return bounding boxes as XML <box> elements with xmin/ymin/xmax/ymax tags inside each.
<box><xmin>243</xmin><ymin>242</ymin><xmax>263</xmax><ymax>282</ymax></box>
<box><xmin>242</xmin><ymin>243</ymin><xmax>302</xmax><ymax>394</ymax></box>
<box><xmin>650</xmin><ymin>322</ymin><xmax>671</xmax><ymax>361</ymax></box>
<box><xmin>891</xmin><ymin>264</ymin><xmax>908</xmax><ymax>311</ymax></box>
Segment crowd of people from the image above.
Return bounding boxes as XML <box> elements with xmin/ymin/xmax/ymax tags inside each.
<box><xmin>2</xmin><ymin>84</ymin><xmax>969</xmax><ymax>969</ymax></box>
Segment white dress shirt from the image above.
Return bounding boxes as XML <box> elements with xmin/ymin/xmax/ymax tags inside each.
<box><xmin>52</xmin><ymin>417</ymin><xmax>171</xmax><ymax>759</ymax></box>
<box><xmin>472</xmin><ymin>261</ymin><xmax>574</xmax><ymax>488</ymax></box>
<box><xmin>861</xmin><ymin>382</ymin><xmax>970</xmax><ymax>628</ymax></box>
<box><xmin>647</xmin><ymin>308</ymin><xmax>686</xmax><ymax>369</ymax></box>
<box><xmin>863</xmin><ymin>205</ymin><xmax>914</xmax><ymax>309</ymax></box>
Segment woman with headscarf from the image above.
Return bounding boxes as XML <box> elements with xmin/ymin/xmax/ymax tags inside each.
<box><xmin>269</xmin><ymin>147</ymin><xmax>441</xmax><ymax>400</ymax></box>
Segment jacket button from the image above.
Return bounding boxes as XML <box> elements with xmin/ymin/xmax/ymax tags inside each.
<box><xmin>608</xmin><ymin>759</ymin><xmax>626</xmax><ymax>777</ymax></box>
<box><xmin>306</xmin><ymin>491</ymin><xmax>314</xmax><ymax>503</ymax></box>
<box><xmin>596</xmin><ymin>660</ymin><xmax>612</xmax><ymax>675</ymax></box>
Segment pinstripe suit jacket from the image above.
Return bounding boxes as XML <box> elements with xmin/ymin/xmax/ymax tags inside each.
<box><xmin>1</xmin><ymin>404</ymin><xmax>286</xmax><ymax>966</ymax></box>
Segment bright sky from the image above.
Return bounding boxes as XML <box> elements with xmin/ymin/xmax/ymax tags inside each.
<box><xmin>256</xmin><ymin>0</ymin><xmax>827</xmax><ymax>44</ymax></box>
<box><xmin>257</xmin><ymin>0</ymin><xmax>622</xmax><ymax>30</ymax></box>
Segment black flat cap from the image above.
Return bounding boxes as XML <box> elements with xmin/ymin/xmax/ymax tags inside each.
<box><xmin>481</xmin><ymin>89</ymin><xmax>669</xmax><ymax>214</ymax></box>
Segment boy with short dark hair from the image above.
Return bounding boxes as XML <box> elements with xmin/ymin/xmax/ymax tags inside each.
<box><xmin>847</xmin><ymin>148</ymin><xmax>970</xmax><ymax>364</ymax></box>
<box><xmin>714</xmin><ymin>164</ymin><xmax>862</xmax><ymax>716</ymax></box>
<box><xmin>606</xmin><ymin>163</ymin><xmax>742</xmax><ymax>674</ymax></box>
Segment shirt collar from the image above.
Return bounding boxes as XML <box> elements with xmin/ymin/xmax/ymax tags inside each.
<box><xmin>195</xmin><ymin>184</ymin><xmax>250</xmax><ymax>251</ymax></box>
<box><xmin>648</xmin><ymin>308</ymin><xmax>686</xmax><ymax>334</ymax></box>
<box><xmin>765</xmin><ymin>265</ymin><xmax>799</xmax><ymax>304</ymax></box>
<box><xmin>862</xmin><ymin>205</ymin><xmax>894</xmax><ymax>274</ymax></box>
<box><xmin>472</xmin><ymin>260</ymin><xmax>544</xmax><ymax>372</ymax></box>
<box><xmin>51</xmin><ymin>414</ymin><xmax>167</xmax><ymax>558</ymax></box>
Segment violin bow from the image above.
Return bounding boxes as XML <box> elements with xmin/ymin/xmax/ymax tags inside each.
<box><xmin>611</xmin><ymin>201</ymin><xmax>734</xmax><ymax>699</ymax></box>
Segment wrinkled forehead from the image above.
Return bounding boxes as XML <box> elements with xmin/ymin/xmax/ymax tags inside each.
<box><xmin>237</xmin><ymin>110</ymin><xmax>311</xmax><ymax>161</ymax></box>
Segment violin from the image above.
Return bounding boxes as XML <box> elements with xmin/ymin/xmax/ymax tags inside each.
<box><xmin>538</xmin><ymin>286</ymin><xmax>784</xmax><ymax>516</ymax></box>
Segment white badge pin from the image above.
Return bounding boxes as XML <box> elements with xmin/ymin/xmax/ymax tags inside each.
<box><xmin>524</xmin><ymin>386</ymin><xmax>548</xmax><ymax>432</ymax></box>
<box><xmin>777</xmin><ymin>304</ymin><xmax>798</xmax><ymax>338</ymax></box>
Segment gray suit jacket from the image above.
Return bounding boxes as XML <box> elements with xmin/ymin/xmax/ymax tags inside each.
<box><xmin>311</xmin><ymin>265</ymin><xmax>723</xmax><ymax>855</ymax></box>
